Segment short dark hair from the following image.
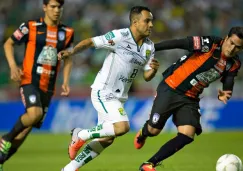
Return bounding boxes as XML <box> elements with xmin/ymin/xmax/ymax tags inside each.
<box><xmin>228</xmin><ymin>27</ymin><xmax>243</xmax><ymax>39</ymax></box>
<box><xmin>129</xmin><ymin>6</ymin><xmax>151</xmax><ymax>23</ymax></box>
<box><xmin>43</xmin><ymin>0</ymin><xmax>64</xmax><ymax>6</ymax></box>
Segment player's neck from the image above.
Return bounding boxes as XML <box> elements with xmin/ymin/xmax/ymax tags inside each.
<box><xmin>130</xmin><ymin>27</ymin><xmax>145</xmax><ymax>46</ymax></box>
<box><xmin>44</xmin><ymin>16</ymin><xmax>59</xmax><ymax>27</ymax></box>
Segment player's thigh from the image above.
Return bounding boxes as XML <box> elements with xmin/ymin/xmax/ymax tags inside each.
<box><xmin>20</xmin><ymin>84</ymin><xmax>42</xmax><ymax>110</ymax></box>
<box><xmin>148</xmin><ymin>82</ymin><xmax>178</xmax><ymax>130</ymax></box>
<box><xmin>173</xmin><ymin>102</ymin><xmax>202</xmax><ymax>136</ymax></box>
<box><xmin>20</xmin><ymin>84</ymin><xmax>53</xmax><ymax>128</ymax></box>
<box><xmin>91</xmin><ymin>89</ymin><xmax>129</xmax><ymax>124</ymax></box>
<box><xmin>34</xmin><ymin>90</ymin><xmax>53</xmax><ymax>128</ymax></box>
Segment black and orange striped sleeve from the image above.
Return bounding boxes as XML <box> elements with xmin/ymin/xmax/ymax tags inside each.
<box><xmin>187</xmin><ymin>36</ymin><xmax>220</xmax><ymax>53</ymax></box>
<box><xmin>221</xmin><ymin>57</ymin><xmax>241</xmax><ymax>91</ymax></box>
<box><xmin>11</xmin><ymin>21</ymin><xmax>30</xmax><ymax>44</ymax></box>
<box><xmin>64</xmin><ymin>28</ymin><xmax>74</xmax><ymax>49</ymax></box>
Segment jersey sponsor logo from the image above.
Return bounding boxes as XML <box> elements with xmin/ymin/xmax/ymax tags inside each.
<box><xmin>47</xmin><ymin>31</ymin><xmax>56</xmax><ymax>38</ymax></box>
<box><xmin>196</xmin><ymin>68</ymin><xmax>220</xmax><ymax>85</ymax></box>
<box><xmin>146</xmin><ymin>50</ymin><xmax>151</xmax><ymax>58</ymax></box>
<box><xmin>37</xmin><ymin>66</ymin><xmax>55</xmax><ymax>75</ymax></box>
<box><xmin>201</xmin><ymin>37</ymin><xmax>210</xmax><ymax>44</ymax></box>
<box><xmin>193</xmin><ymin>36</ymin><xmax>201</xmax><ymax>50</ymax></box>
<box><xmin>214</xmin><ymin>58</ymin><xmax>226</xmax><ymax>73</ymax></box>
<box><xmin>29</xmin><ymin>95</ymin><xmax>37</xmax><ymax>104</ymax></box>
<box><xmin>129</xmin><ymin>58</ymin><xmax>143</xmax><ymax>66</ymax></box>
<box><xmin>108</xmin><ymin>39</ymin><xmax>115</xmax><ymax>46</ymax></box>
<box><xmin>58</xmin><ymin>31</ymin><xmax>65</xmax><ymax>41</ymax></box>
<box><xmin>120</xmin><ymin>30</ymin><xmax>129</xmax><ymax>38</ymax></box>
<box><xmin>152</xmin><ymin>113</ymin><xmax>160</xmax><ymax>124</ymax></box>
<box><xmin>118</xmin><ymin>107</ymin><xmax>127</xmax><ymax>116</ymax></box>
<box><xmin>13</xmin><ymin>29</ymin><xmax>24</xmax><ymax>40</ymax></box>
<box><xmin>37</xmin><ymin>46</ymin><xmax>57</xmax><ymax>66</ymax></box>
<box><xmin>105</xmin><ymin>93</ymin><xmax>117</xmax><ymax>101</ymax></box>
<box><xmin>105</xmin><ymin>31</ymin><xmax>115</xmax><ymax>40</ymax></box>
<box><xmin>118</xmin><ymin>75</ymin><xmax>133</xmax><ymax>83</ymax></box>
<box><xmin>46</xmin><ymin>38</ymin><xmax>57</xmax><ymax>43</ymax></box>
<box><xmin>123</xmin><ymin>51</ymin><xmax>134</xmax><ymax>56</ymax></box>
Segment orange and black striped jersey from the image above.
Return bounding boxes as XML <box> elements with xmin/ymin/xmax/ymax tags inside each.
<box><xmin>11</xmin><ymin>18</ymin><xmax>74</xmax><ymax>93</ymax></box>
<box><xmin>156</xmin><ymin>36</ymin><xmax>241</xmax><ymax>99</ymax></box>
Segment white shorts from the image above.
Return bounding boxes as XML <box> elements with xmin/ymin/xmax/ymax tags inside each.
<box><xmin>91</xmin><ymin>89</ymin><xmax>129</xmax><ymax>124</ymax></box>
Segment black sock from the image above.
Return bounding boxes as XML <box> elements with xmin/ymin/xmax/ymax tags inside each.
<box><xmin>2</xmin><ymin>117</ymin><xmax>26</xmax><ymax>142</ymax></box>
<box><xmin>5</xmin><ymin>147</ymin><xmax>17</xmax><ymax>161</ymax></box>
<box><xmin>148</xmin><ymin>133</ymin><xmax>193</xmax><ymax>166</ymax></box>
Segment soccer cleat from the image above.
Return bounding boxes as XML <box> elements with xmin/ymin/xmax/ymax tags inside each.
<box><xmin>134</xmin><ymin>129</ymin><xmax>147</xmax><ymax>149</ymax></box>
<box><xmin>0</xmin><ymin>138</ymin><xmax>11</xmax><ymax>163</ymax></box>
<box><xmin>139</xmin><ymin>162</ymin><xmax>156</xmax><ymax>171</ymax></box>
<box><xmin>68</xmin><ymin>128</ymin><xmax>86</xmax><ymax>160</ymax></box>
<box><xmin>61</xmin><ymin>168</ymin><xmax>78</xmax><ymax>171</ymax></box>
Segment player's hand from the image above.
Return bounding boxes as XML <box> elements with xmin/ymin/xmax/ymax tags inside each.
<box><xmin>58</xmin><ymin>50</ymin><xmax>72</xmax><ymax>60</ymax></box>
<box><xmin>61</xmin><ymin>84</ymin><xmax>70</xmax><ymax>97</ymax></box>
<box><xmin>218</xmin><ymin>89</ymin><xmax>232</xmax><ymax>104</ymax></box>
<box><xmin>149</xmin><ymin>58</ymin><xmax>160</xmax><ymax>71</ymax></box>
<box><xmin>10</xmin><ymin>65</ymin><xmax>23</xmax><ymax>82</ymax></box>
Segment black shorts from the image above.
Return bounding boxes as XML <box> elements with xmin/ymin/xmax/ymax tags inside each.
<box><xmin>20</xmin><ymin>84</ymin><xmax>53</xmax><ymax>128</ymax></box>
<box><xmin>148</xmin><ymin>82</ymin><xmax>202</xmax><ymax>135</ymax></box>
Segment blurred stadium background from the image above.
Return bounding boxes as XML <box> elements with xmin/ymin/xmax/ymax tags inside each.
<box><xmin>0</xmin><ymin>0</ymin><xmax>243</xmax><ymax>170</ymax></box>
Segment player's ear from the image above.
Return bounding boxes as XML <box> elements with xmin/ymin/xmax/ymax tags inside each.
<box><xmin>133</xmin><ymin>18</ymin><xmax>139</xmax><ymax>27</ymax></box>
<box><xmin>43</xmin><ymin>4</ymin><xmax>47</xmax><ymax>12</ymax></box>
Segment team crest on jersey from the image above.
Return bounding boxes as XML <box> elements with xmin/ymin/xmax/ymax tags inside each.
<box><xmin>58</xmin><ymin>31</ymin><xmax>65</xmax><ymax>41</ymax></box>
<box><xmin>146</xmin><ymin>50</ymin><xmax>151</xmax><ymax>58</ymax></box>
<box><xmin>118</xmin><ymin>108</ymin><xmax>126</xmax><ymax>116</ymax></box>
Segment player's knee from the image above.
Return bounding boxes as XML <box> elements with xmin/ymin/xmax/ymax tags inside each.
<box><xmin>26</xmin><ymin>107</ymin><xmax>43</xmax><ymax>124</ymax></box>
<box><xmin>147</xmin><ymin>124</ymin><xmax>161</xmax><ymax>136</ymax></box>
<box><xmin>114</xmin><ymin>121</ymin><xmax>130</xmax><ymax>136</ymax></box>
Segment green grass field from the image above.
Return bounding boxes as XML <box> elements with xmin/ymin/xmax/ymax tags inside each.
<box><xmin>4</xmin><ymin>132</ymin><xmax>243</xmax><ymax>171</ymax></box>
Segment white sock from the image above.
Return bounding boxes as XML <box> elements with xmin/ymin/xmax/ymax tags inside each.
<box><xmin>63</xmin><ymin>139</ymin><xmax>105</xmax><ymax>170</ymax></box>
<box><xmin>78</xmin><ymin>122</ymin><xmax>115</xmax><ymax>141</ymax></box>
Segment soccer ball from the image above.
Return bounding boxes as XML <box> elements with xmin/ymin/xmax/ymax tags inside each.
<box><xmin>216</xmin><ymin>154</ymin><xmax>242</xmax><ymax>171</ymax></box>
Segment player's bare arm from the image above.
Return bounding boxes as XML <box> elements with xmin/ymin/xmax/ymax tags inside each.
<box><xmin>61</xmin><ymin>56</ymin><xmax>72</xmax><ymax>96</ymax></box>
<box><xmin>58</xmin><ymin>38</ymin><xmax>94</xmax><ymax>60</ymax></box>
<box><xmin>4</xmin><ymin>37</ymin><xmax>23</xmax><ymax>82</ymax></box>
<box><xmin>143</xmin><ymin>58</ymin><xmax>159</xmax><ymax>81</ymax></box>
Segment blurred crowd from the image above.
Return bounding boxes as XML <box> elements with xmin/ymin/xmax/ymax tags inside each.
<box><xmin>0</xmin><ymin>0</ymin><xmax>243</xmax><ymax>99</ymax></box>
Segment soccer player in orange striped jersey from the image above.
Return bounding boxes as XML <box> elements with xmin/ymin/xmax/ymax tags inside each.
<box><xmin>135</xmin><ymin>27</ymin><xmax>243</xmax><ymax>170</ymax></box>
<box><xmin>0</xmin><ymin>0</ymin><xmax>74</xmax><ymax>170</ymax></box>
